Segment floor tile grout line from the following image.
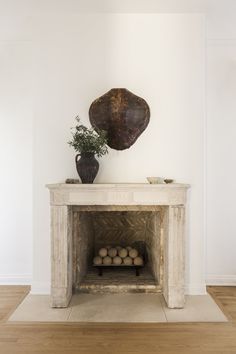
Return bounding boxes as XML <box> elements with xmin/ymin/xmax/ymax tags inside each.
<box><xmin>159</xmin><ymin>295</ymin><xmax>168</xmax><ymax>322</ymax></box>
<box><xmin>67</xmin><ymin>307</ymin><xmax>73</xmax><ymax>322</ymax></box>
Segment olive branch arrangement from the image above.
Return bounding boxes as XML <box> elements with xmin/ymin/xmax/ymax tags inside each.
<box><xmin>68</xmin><ymin>116</ymin><xmax>108</xmax><ymax>157</ymax></box>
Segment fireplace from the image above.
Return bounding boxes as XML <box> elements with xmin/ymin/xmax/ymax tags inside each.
<box><xmin>73</xmin><ymin>207</ymin><xmax>163</xmax><ymax>294</ymax></box>
<box><xmin>47</xmin><ymin>183</ymin><xmax>189</xmax><ymax>308</ymax></box>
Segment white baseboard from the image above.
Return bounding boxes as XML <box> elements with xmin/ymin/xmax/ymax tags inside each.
<box><xmin>30</xmin><ymin>281</ymin><xmax>50</xmax><ymax>294</ymax></box>
<box><xmin>206</xmin><ymin>275</ymin><xmax>236</xmax><ymax>286</ymax></box>
<box><xmin>185</xmin><ymin>283</ymin><xmax>207</xmax><ymax>295</ymax></box>
<box><xmin>0</xmin><ymin>274</ymin><xmax>32</xmax><ymax>285</ymax></box>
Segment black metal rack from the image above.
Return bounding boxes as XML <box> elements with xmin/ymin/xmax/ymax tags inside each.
<box><xmin>93</xmin><ymin>264</ymin><xmax>143</xmax><ymax>276</ymax></box>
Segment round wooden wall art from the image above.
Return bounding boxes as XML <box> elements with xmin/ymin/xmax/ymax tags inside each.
<box><xmin>89</xmin><ymin>88</ymin><xmax>150</xmax><ymax>150</ymax></box>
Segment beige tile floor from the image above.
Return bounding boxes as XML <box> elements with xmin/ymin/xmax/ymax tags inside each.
<box><xmin>8</xmin><ymin>293</ymin><xmax>227</xmax><ymax>323</ymax></box>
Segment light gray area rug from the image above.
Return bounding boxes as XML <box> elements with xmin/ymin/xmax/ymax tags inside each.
<box><xmin>9</xmin><ymin>293</ymin><xmax>227</xmax><ymax>323</ymax></box>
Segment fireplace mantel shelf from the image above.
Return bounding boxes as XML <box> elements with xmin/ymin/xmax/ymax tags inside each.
<box><xmin>47</xmin><ymin>183</ymin><xmax>190</xmax><ymax>189</ymax></box>
<box><xmin>47</xmin><ymin>183</ymin><xmax>190</xmax><ymax>206</ymax></box>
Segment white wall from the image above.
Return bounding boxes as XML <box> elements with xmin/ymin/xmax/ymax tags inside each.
<box><xmin>0</xmin><ymin>0</ymin><xmax>208</xmax><ymax>15</ymax></box>
<box><xmin>206</xmin><ymin>9</ymin><xmax>236</xmax><ymax>285</ymax></box>
<box><xmin>0</xmin><ymin>41</ymin><xmax>33</xmax><ymax>284</ymax></box>
<box><xmin>29</xmin><ymin>14</ymin><xmax>206</xmax><ymax>294</ymax></box>
<box><xmin>0</xmin><ymin>8</ymin><xmax>208</xmax><ymax>294</ymax></box>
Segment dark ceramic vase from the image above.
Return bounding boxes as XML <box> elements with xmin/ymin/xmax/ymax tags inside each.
<box><xmin>75</xmin><ymin>152</ymin><xmax>99</xmax><ymax>184</ymax></box>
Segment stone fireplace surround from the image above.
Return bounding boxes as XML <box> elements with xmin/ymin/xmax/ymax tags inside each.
<box><xmin>47</xmin><ymin>183</ymin><xmax>189</xmax><ymax>309</ymax></box>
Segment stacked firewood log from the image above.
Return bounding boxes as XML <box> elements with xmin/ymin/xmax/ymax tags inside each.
<box><xmin>93</xmin><ymin>245</ymin><xmax>144</xmax><ymax>266</ymax></box>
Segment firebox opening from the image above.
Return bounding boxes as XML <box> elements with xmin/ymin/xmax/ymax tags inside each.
<box><xmin>72</xmin><ymin>208</ymin><xmax>163</xmax><ymax>294</ymax></box>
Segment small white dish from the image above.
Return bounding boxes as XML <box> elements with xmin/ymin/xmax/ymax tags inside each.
<box><xmin>147</xmin><ymin>177</ymin><xmax>164</xmax><ymax>184</ymax></box>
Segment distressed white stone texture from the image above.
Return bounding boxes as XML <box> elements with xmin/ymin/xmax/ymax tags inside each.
<box><xmin>47</xmin><ymin>183</ymin><xmax>189</xmax><ymax>308</ymax></box>
<box><xmin>50</xmin><ymin>205</ymin><xmax>72</xmax><ymax>307</ymax></box>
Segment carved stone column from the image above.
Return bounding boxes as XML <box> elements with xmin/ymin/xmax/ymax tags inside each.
<box><xmin>163</xmin><ymin>205</ymin><xmax>185</xmax><ymax>308</ymax></box>
<box><xmin>51</xmin><ymin>205</ymin><xmax>72</xmax><ymax>307</ymax></box>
